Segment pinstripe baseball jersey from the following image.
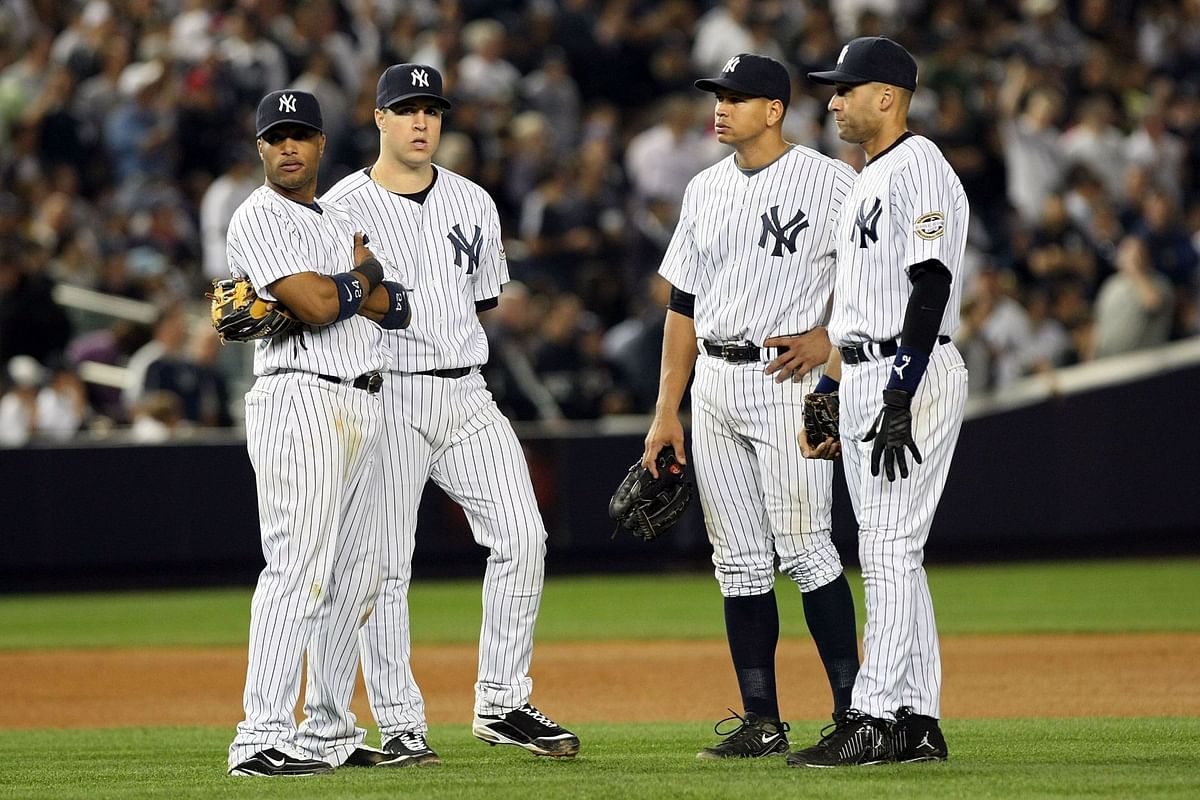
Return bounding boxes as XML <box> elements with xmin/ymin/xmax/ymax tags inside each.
<box><xmin>828</xmin><ymin>133</ymin><xmax>969</xmax><ymax>347</ymax></box>
<box><xmin>226</xmin><ymin>185</ymin><xmax>391</xmax><ymax>378</ymax></box>
<box><xmin>659</xmin><ymin>145</ymin><xmax>856</xmax><ymax>345</ymax></box>
<box><xmin>322</xmin><ymin>167</ymin><xmax>507</xmax><ymax>372</ymax></box>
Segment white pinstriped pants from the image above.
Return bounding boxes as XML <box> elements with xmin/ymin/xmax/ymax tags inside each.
<box><xmin>360</xmin><ymin>370</ymin><xmax>546</xmax><ymax>738</ymax></box>
<box><xmin>839</xmin><ymin>343</ymin><xmax>967</xmax><ymax>719</ymax></box>
<box><xmin>690</xmin><ymin>355</ymin><xmax>844</xmax><ymax>596</ymax></box>
<box><xmin>229</xmin><ymin>373</ymin><xmax>385</xmax><ymax>769</ymax></box>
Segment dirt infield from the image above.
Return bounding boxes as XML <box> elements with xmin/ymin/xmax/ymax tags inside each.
<box><xmin>3</xmin><ymin>634</ymin><xmax>1198</xmax><ymax>730</ymax></box>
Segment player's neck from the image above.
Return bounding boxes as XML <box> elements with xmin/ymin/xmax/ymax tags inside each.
<box><xmin>370</xmin><ymin>157</ymin><xmax>435</xmax><ymax>195</ymax></box>
<box><xmin>734</xmin><ymin>135</ymin><xmax>790</xmax><ymax>171</ymax></box>
<box><xmin>266</xmin><ymin>179</ymin><xmax>316</xmax><ymax>205</ymax></box>
<box><xmin>862</xmin><ymin>118</ymin><xmax>909</xmax><ymax>160</ymax></box>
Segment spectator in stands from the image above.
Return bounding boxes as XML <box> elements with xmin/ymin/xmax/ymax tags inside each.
<box><xmin>603</xmin><ymin>274</ymin><xmax>672</xmax><ymax>412</ymax></box>
<box><xmin>0</xmin><ymin>355</ymin><xmax>45</xmax><ymax>447</ymax></box>
<box><xmin>122</xmin><ymin>303</ymin><xmax>188</xmax><ymax>413</ymax></box>
<box><xmin>129</xmin><ymin>389</ymin><xmax>184</xmax><ymax>443</ymax></box>
<box><xmin>35</xmin><ymin>359</ymin><xmax>87</xmax><ymax>441</ymax></box>
<box><xmin>521</xmin><ymin>47</ymin><xmax>583</xmax><ymax>158</ymax></box>
<box><xmin>999</xmin><ymin>65</ymin><xmax>1067</xmax><ymax>226</ymax></box>
<box><xmin>1059</xmin><ymin>94</ymin><xmax>1127</xmax><ymax>202</ymax></box>
<box><xmin>1024</xmin><ymin>193</ymin><xmax>1098</xmax><ymax>290</ymax></box>
<box><xmin>1019</xmin><ymin>286</ymin><xmax>1073</xmax><ymax>377</ymax></box>
<box><xmin>142</xmin><ymin>322</ymin><xmax>232</xmax><ymax>428</ymax></box>
<box><xmin>1091</xmin><ymin>236</ymin><xmax>1174</xmax><ymax>359</ymax></box>
<box><xmin>0</xmin><ymin>247</ymin><xmax>72</xmax><ymax>367</ymax></box>
<box><xmin>692</xmin><ymin>0</ymin><xmax>754</xmax><ymax>75</ymax></box>
<box><xmin>200</xmin><ymin>144</ymin><xmax>260</xmax><ymax>282</ymax></box>
<box><xmin>955</xmin><ymin>266</ymin><xmax>1033</xmax><ymax>394</ymax></box>
<box><xmin>482</xmin><ymin>281</ymin><xmax>562</xmax><ymax>422</ymax></box>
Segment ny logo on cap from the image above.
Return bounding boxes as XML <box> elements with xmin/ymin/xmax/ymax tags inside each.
<box><xmin>278</xmin><ymin>93</ymin><xmax>297</xmax><ymax>113</ymax></box>
<box><xmin>411</xmin><ymin>68</ymin><xmax>430</xmax><ymax>87</ymax></box>
<box><xmin>837</xmin><ymin>44</ymin><xmax>849</xmax><ymax>65</ymax></box>
<box><xmin>722</xmin><ymin>55</ymin><xmax>741</xmax><ymax>74</ymax></box>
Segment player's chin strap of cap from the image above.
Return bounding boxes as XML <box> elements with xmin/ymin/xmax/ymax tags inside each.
<box><xmin>885</xmin><ymin>259</ymin><xmax>951</xmax><ymax>395</ymax></box>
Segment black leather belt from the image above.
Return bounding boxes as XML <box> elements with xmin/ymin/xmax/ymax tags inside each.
<box><xmin>316</xmin><ymin>372</ymin><xmax>384</xmax><ymax>393</ymax></box>
<box><xmin>839</xmin><ymin>335</ymin><xmax>951</xmax><ymax>365</ymax></box>
<box><xmin>702</xmin><ymin>341</ymin><xmax>779</xmax><ymax>363</ymax></box>
<box><xmin>414</xmin><ymin>366</ymin><xmax>475</xmax><ymax>379</ymax></box>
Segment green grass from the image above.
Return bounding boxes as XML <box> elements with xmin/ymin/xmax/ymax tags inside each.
<box><xmin>2</xmin><ymin>559</ymin><xmax>1197</xmax><ymax>797</ymax></box>
<box><xmin>0</xmin><ymin>558</ymin><xmax>1196</xmax><ymax>649</ymax></box>
<box><xmin>1</xmin><ymin>719</ymin><xmax>1197</xmax><ymax>799</ymax></box>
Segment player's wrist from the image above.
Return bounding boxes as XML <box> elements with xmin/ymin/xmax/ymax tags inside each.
<box><xmin>884</xmin><ymin>345</ymin><xmax>928</xmax><ymax>395</ymax></box>
<box><xmin>352</xmin><ymin>256</ymin><xmax>384</xmax><ymax>293</ymax></box>
<box><xmin>379</xmin><ymin>281</ymin><xmax>412</xmax><ymax>329</ymax></box>
<box><xmin>814</xmin><ymin>374</ymin><xmax>839</xmax><ymax>394</ymax></box>
<box><xmin>330</xmin><ymin>272</ymin><xmax>366</xmax><ymax>321</ymax></box>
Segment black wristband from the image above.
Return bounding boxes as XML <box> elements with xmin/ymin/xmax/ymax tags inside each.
<box><xmin>353</xmin><ymin>257</ymin><xmax>384</xmax><ymax>293</ymax></box>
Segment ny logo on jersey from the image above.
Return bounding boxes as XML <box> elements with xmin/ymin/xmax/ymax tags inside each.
<box><xmin>448</xmin><ymin>223</ymin><xmax>483</xmax><ymax>274</ymax></box>
<box><xmin>854</xmin><ymin>197</ymin><xmax>883</xmax><ymax>248</ymax></box>
<box><xmin>411</xmin><ymin>68</ymin><xmax>430</xmax><ymax>87</ymax></box>
<box><xmin>758</xmin><ymin>206</ymin><xmax>809</xmax><ymax>256</ymax></box>
<box><xmin>278</xmin><ymin>93</ymin><xmax>297</xmax><ymax>113</ymax></box>
<box><xmin>722</xmin><ymin>55</ymin><xmax>741</xmax><ymax>74</ymax></box>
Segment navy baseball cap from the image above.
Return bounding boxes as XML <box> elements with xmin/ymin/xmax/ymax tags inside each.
<box><xmin>808</xmin><ymin>37</ymin><xmax>918</xmax><ymax>91</ymax></box>
<box><xmin>377</xmin><ymin>63</ymin><xmax>452</xmax><ymax>110</ymax></box>
<box><xmin>256</xmin><ymin>90</ymin><xmax>323</xmax><ymax>137</ymax></box>
<box><xmin>694</xmin><ymin>54</ymin><xmax>791</xmax><ymax>110</ymax></box>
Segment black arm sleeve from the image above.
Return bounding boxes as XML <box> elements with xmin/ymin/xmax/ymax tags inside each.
<box><xmin>668</xmin><ymin>285</ymin><xmax>695</xmax><ymax>318</ymax></box>
<box><xmin>475</xmin><ymin>297</ymin><xmax>499</xmax><ymax>313</ymax></box>
<box><xmin>900</xmin><ymin>259</ymin><xmax>952</xmax><ymax>354</ymax></box>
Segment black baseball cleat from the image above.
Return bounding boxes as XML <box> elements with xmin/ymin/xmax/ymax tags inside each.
<box><xmin>472</xmin><ymin>703</ymin><xmax>580</xmax><ymax>757</ymax></box>
<box><xmin>786</xmin><ymin>708</ymin><xmax>892</xmax><ymax>768</ymax></box>
<box><xmin>342</xmin><ymin>739</ymin><xmax>439</xmax><ymax>768</ymax></box>
<box><xmin>380</xmin><ymin>731</ymin><xmax>442</xmax><ymax>766</ymax></box>
<box><xmin>228</xmin><ymin>747</ymin><xmax>334</xmax><ymax>777</ymax></box>
<box><xmin>696</xmin><ymin>710</ymin><xmax>790</xmax><ymax>759</ymax></box>
<box><xmin>892</xmin><ymin>706</ymin><xmax>948</xmax><ymax>763</ymax></box>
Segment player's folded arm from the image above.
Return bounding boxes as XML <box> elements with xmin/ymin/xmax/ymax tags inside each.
<box><xmin>269</xmin><ymin>266</ymin><xmax>380</xmax><ymax>326</ymax></box>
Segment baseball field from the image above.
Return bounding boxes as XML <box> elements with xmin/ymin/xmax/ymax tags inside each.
<box><xmin>1</xmin><ymin>557</ymin><xmax>1198</xmax><ymax>798</ymax></box>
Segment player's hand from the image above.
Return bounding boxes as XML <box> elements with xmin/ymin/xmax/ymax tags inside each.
<box><xmin>799</xmin><ymin>426</ymin><xmax>841</xmax><ymax>460</ymax></box>
<box><xmin>642</xmin><ymin>414</ymin><xmax>686</xmax><ymax>478</ymax></box>
<box><xmin>353</xmin><ymin>231</ymin><xmax>376</xmax><ymax>266</ymax></box>
<box><xmin>862</xmin><ymin>389</ymin><xmax>922</xmax><ymax>481</ymax></box>
<box><xmin>764</xmin><ymin>328</ymin><xmax>832</xmax><ymax>384</ymax></box>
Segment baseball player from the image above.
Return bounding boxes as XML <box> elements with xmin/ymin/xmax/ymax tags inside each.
<box><xmin>788</xmin><ymin>37</ymin><xmax>969</xmax><ymax>767</ymax></box>
<box><xmin>226</xmin><ymin>90</ymin><xmax>414</xmax><ymax>776</ymax></box>
<box><xmin>322</xmin><ymin>63</ymin><xmax>578</xmax><ymax>762</ymax></box>
<box><xmin>640</xmin><ymin>54</ymin><xmax>861</xmax><ymax>760</ymax></box>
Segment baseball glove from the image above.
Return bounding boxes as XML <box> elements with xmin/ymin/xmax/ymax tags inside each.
<box><xmin>208</xmin><ymin>277</ymin><xmax>301</xmax><ymax>343</ymax></box>
<box><xmin>803</xmin><ymin>392</ymin><xmax>840</xmax><ymax>448</ymax></box>
<box><xmin>608</xmin><ymin>445</ymin><xmax>691</xmax><ymax>541</ymax></box>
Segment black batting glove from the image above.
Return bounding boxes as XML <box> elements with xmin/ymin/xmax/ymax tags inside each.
<box><xmin>862</xmin><ymin>388</ymin><xmax>922</xmax><ymax>481</ymax></box>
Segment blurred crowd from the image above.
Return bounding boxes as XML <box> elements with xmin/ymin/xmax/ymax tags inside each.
<box><xmin>2</xmin><ymin>0</ymin><xmax>1199</xmax><ymax>444</ymax></box>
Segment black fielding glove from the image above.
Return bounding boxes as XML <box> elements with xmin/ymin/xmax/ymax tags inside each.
<box><xmin>862</xmin><ymin>388</ymin><xmax>922</xmax><ymax>481</ymax></box>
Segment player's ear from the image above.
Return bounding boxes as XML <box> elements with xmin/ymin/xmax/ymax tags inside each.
<box><xmin>318</xmin><ymin>133</ymin><xmax>327</xmax><ymax>157</ymax></box>
<box><xmin>767</xmin><ymin>99</ymin><xmax>784</xmax><ymax>126</ymax></box>
<box><xmin>375</xmin><ymin>107</ymin><xmax>386</xmax><ymax>132</ymax></box>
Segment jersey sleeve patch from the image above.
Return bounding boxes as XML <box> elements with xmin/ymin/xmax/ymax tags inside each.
<box><xmin>914</xmin><ymin>211</ymin><xmax>946</xmax><ymax>240</ymax></box>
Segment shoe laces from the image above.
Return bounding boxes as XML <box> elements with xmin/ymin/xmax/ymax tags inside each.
<box><xmin>520</xmin><ymin>704</ymin><xmax>557</xmax><ymax>727</ymax></box>
<box><xmin>712</xmin><ymin>709</ymin><xmax>788</xmax><ymax>742</ymax></box>
<box><xmin>393</xmin><ymin>731</ymin><xmax>428</xmax><ymax>750</ymax></box>
<box><xmin>816</xmin><ymin>708</ymin><xmax>880</xmax><ymax>747</ymax></box>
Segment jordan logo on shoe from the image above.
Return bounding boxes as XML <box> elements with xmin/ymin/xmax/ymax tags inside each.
<box><xmin>917</xmin><ymin>732</ymin><xmax>934</xmax><ymax>751</ymax></box>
